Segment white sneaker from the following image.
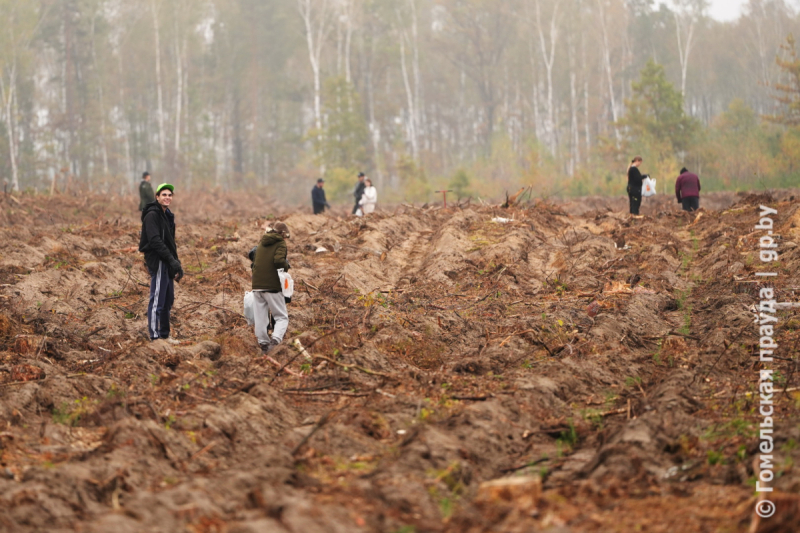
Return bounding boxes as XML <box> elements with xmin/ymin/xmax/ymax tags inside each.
<box><xmin>164</xmin><ymin>338</ymin><xmax>181</xmax><ymax>345</ymax></box>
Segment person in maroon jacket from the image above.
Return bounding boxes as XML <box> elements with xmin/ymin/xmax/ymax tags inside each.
<box><xmin>675</xmin><ymin>167</ymin><xmax>701</xmax><ymax>212</ymax></box>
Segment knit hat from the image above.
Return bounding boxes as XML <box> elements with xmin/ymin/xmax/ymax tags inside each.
<box><xmin>273</xmin><ymin>221</ymin><xmax>290</xmax><ymax>238</ymax></box>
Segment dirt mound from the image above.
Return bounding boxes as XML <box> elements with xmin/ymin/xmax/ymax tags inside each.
<box><xmin>1</xmin><ymin>191</ymin><xmax>799</xmax><ymax>532</ymax></box>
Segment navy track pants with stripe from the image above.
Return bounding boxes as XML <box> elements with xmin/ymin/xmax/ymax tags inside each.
<box><xmin>147</xmin><ymin>261</ymin><xmax>174</xmax><ymax>340</ymax></box>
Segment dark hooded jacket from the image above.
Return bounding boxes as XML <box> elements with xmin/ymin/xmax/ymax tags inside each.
<box><xmin>138</xmin><ymin>201</ymin><xmax>180</xmax><ymax>277</ymax></box>
<box><xmin>354</xmin><ymin>180</ymin><xmax>366</xmax><ymax>202</ymax></box>
<box><xmin>252</xmin><ymin>232</ymin><xmax>289</xmax><ymax>292</ymax></box>
<box><xmin>139</xmin><ymin>180</ymin><xmax>155</xmax><ymax>211</ymax></box>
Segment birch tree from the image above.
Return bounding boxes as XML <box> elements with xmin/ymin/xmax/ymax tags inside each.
<box><xmin>151</xmin><ymin>0</ymin><xmax>166</xmax><ymax>159</ymax></box>
<box><xmin>0</xmin><ymin>0</ymin><xmax>40</xmax><ymax>191</ymax></box>
<box><xmin>530</xmin><ymin>0</ymin><xmax>561</xmax><ymax>156</ymax></box>
<box><xmin>671</xmin><ymin>0</ymin><xmax>707</xmax><ymax>98</ymax></box>
<box><xmin>297</xmin><ymin>0</ymin><xmax>333</xmax><ymax>135</ymax></box>
<box><xmin>595</xmin><ymin>0</ymin><xmax>621</xmax><ymax>144</ymax></box>
<box><xmin>396</xmin><ymin>0</ymin><xmax>423</xmax><ymax>159</ymax></box>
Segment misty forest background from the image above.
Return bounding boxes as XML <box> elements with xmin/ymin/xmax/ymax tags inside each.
<box><xmin>3</xmin><ymin>0</ymin><xmax>800</xmax><ymax>205</ymax></box>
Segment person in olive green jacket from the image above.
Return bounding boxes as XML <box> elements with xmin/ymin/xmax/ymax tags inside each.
<box><xmin>251</xmin><ymin>221</ymin><xmax>290</xmax><ymax>354</ymax></box>
<box><xmin>138</xmin><ymin>171</ymin><xmax>155</xmax><ymax>211</ymax></box>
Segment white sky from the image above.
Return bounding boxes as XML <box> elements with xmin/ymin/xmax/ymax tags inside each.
<box><xmin>707</xmin><ymin>0</ymin><xmax>748</xmax><ymax>22</ymax></box>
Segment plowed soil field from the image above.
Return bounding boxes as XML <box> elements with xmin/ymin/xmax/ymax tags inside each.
<box><xmin>1</xmin><ymin>189</ymin><xmax>799</xmax><ymax>533</ymax></box>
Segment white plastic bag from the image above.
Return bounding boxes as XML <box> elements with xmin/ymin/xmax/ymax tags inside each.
<box><xmin>642</xmin><ymin>176</ymin><xmax>657</xmax><ymax>197</ymax></box>
<box><xmin>243</xmin><ymin>291</ymin><xmax>255</xmax><ymax>326</ymax></box>
<box><xmin>278</xmin><ymin>269</ymin><xmax>294</xmax><ymax>299</ymax></box>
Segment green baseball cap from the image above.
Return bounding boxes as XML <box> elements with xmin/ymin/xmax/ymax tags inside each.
<box><xmin>156</xmin><ymin>183</ymin><xmax>174</xmax><ymax>195</ymax></box>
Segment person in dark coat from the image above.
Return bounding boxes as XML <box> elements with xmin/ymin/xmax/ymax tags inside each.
<box><xmin>139</xmin><ymin>183</ymin><xmax>183</xmax><ymax>343</ymax></box>
<box><xmin>311</xmin><ymin>179</ymin><xmax>330</xmax><ymax>214</ymax></box>
<box><xmin>138</xmin><ymin>171</ymin><xmax>155</xmax><ymax>211</ymax></box>
<box><xmin>627</xmin><ymin>156</ymin><xmax>644</xmax><ymax>215</ymax></box>
<box><xmin>251</xmin><ymin>222</ymin><xmax>290</xmax><ymax>354</ymax></box>
<box><xmin>675</xmin><ymin>167</ymin><xmax>701</xmax><ymax>212</ymax></box>
<box><xmin>352</xmin><ymin>172</ymin><xmax>366</xmax><ymax>215</ymax></box>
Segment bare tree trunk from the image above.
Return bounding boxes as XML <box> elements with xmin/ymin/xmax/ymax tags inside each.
<box><xmin>366</xmin><ymin>30</ymin><xmax>382</xmax><ymax>187</ymax></box>
<box><xmin>532</xmin><ymin>83</ymin><xmax>542</xmax><ymax>143</ymax></box>
<box><xmin>341</xmin><ymin>0</ymin><xmax>354</xmax><ymax>84</ymax></box>
<box><xmin>61</xmin><ymin>9</ymin><xmax>72</xmax><ymax>173</ymax></box>
<box><xmin>673</xmin><ymin>11</ymin><xmax>695</xmax><ymax>98</ymax></box>
<box><xmin>534</xmin><ymin>0</ymin><xmax>561</xmax><ymax>156</ymax></box>
<box><xmin>526</xmin><ymin>20</ymin><xmax>542</xmax><ymax>145</ymax></box>
<box><xmin>174</xmin><ymin>32</ymin><xmax>184</xmax><ymax>158</ymax></box>
<box><xmin>116</xmin><ymin>48</ymin><xmax>133</xmax><ymax>183</ymax></box>
<box><xmin>90</xmin><ymin>13</ymin><xmax>109</xmax><ymax>177</ymax></box>
<box><xmin>335</xmin><ymin>10</ymin><xmax>342</xmax><ymax>77</ymax></box>
<box><xmin>569</xmin><ymin>39</ymin><xmax>579</xmax><ymax>174</ymax></box>
<box><xmin>151</xmin><ymin>0</ymin><xmax>166</xmax><ymax>159</ymax></box>
<box><xmin>399</xmin><ymin>33</ymin><xmax>419</xmax><ymax>159</ymax></box>
<box><xmin>408</xmin><ymin>0</ymin><xmax>423</xmax><ymax>150</ymax></box>
<box><xmin>459</xmin><ymin>68</ymin><xmax>466</xmax><ymax>161</ymax></box>
<box><xmin>581</xmin><ymin>32</ymin><xmax>591</xmax><ymax>154</ymax></box>
<box><xmin>0</xmin><ymin>64</ymin><xmax>19</xmax><ymax>191</ymax></box>
<box><xmin>596</xmin><ymin>0</ymin><xmax>620</xmax><ymax>144</ymax></box>
<box><xmin>297</xmin><ymin>0</ymin><xmax>331</xmax><ymax>135</ymax></box>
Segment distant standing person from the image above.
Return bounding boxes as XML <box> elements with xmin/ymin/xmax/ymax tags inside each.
<box><xmin>359</xmin><ymin>178</ymin><xmax>377</xmax><ymax>215</ymax></box>
<box><xmin>139</xmin><ymin>183</ymin><xmax>183</xmax><ymax>344</ymax></box>
<box><xmin>251</xmin><ymin>222</ymin><xmax>291</xmax><ymax>355</ymax></box>
<box><xmin>352</xmin><ymin>172</ymin><xmax>366</xmax><ymax>215</ymax></box>
<box><xmin>311</xmin><ymin>179</ymin><xmax>330</xmax><ymax>214</ymax></box>
<box><xmin>675</xmin><ymin>167</ymin><xmax>701</xmax><ymax>212</ymax></box>
<box><xmin>627</xmin><ymin>156</ymin><xmax>644</xmax><ymax>216</ymax></box>
<box><xmin>138</xmin><ymin>171</ymin><xmax>155</xmax><ymax>211</ymax></box>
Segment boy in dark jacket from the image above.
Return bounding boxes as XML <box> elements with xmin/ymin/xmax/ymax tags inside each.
<box><xmin>139</xmin><ymin>183</ymin><xmax>183</xmax><ymax>343</ymax></box>
<box><xmin>352</xmin><ymin>172</ymin><xmax>366</xmax><ymax>215</ymax></box>
<box><xmin>311</xmin><ymin>179</ymin><xmax>330</xmax><ymax>214</ymax></box>
<box><xmin>252</xmin><ymin>222</ymin><xmax>290</xmax><ymax>354</ymax></box>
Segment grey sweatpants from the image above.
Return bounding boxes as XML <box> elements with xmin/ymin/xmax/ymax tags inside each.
<box><xmin>253</xmin><ymin>291</ymin><xmax>288</xmax><ymax>345</ymax></box>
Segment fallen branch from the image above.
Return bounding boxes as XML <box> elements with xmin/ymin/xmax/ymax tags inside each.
<box><xmin>83</xmin><ymin>326</ymin><xmax>107</xmax><ymax>338</ymax></box>
<box><xmin>499</xmin><ymin>329</ymin><xmax>535</xmax><ymax>347</ymax></box>
<box><xmin>182</xmin><ymin>300</ymin><xmax>239</xmax><ymax>315</ymax></box>
<box><xmin>282</xmin><ymin>390</ymin><xmax>369</xmax><ymax>397</ymax></box>
<box><xmin>312</xmin><ymin>355</ymin><xmax>393</xmax><ymax>378</ymax></box>
<box><xmin>189</xmin><ymin>440</ymin><xmax>218</xmax><ymax>462</ymax></box>
<box><xmin>451</xmin><ymin>394</ymin><xmax>492</xmax><ymax>401</ymax></box>
<box><xmin>500</xmin><ymin>457</ymin><xmax>548</xmax><ymax>474</ymax></box>
<box><xmin>598</xmin><ymin>407</ymin><xmax>627</xmax><ymax>417</ymax></box>
<box><xmin>292</xmin><ymin>339</ymin><xmax>313</xmax><ymax>361</ymax></box>
<box><xmin>301</xmin><ymin>279</ymin><xmax>319</xmax><ymax>291</ymax></box>
<box><xmin>291</xmin><ymin>409</ymin><xmax>338</xmax><ymax>455</ymax></box>
<box><xmin>0</xmin><ymin>373</ymin><xmax>85</xmax><ymax>388</ymax></box>
<box><xmin>666</xmin><ymin>330</ymin><xmax>701</xmax><ymax>341</ymax></box>
<box><xmin>265</xmin><ymin>355</ymin><xmax>304</xmax><ymax>378</ymax></box>
<box><xmin>693</xmin><ymin>325</ymin><xmax>749</xmax><ymax>385</ymax></box>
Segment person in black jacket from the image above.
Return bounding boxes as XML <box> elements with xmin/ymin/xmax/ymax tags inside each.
<box><xmin>311</xmin><ymin>179</ymin><xmax>330</xmax><ymax>214</ymax></box>
<box><xmin>627</xmin><ymin>156</ymin><xmax>645</xmax><ymax>215</ymax></box>
<box><xmin>138</xmin><ymin>171</ymin><xmax>155</xmax><ymax>211</ymax></box>
<box><xmin>139</xmin><ymin>183</ymin><xmax>183</xmax><ymax>343</ymax></box>
<box><xmin>352</xmin><ymin>172</ymin><xmax>366</xmax><ymax>215</ymax></box>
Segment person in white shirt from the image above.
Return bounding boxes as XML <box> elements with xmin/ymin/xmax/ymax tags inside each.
<box><xmin>358</xmin><ymin>178</ymin><xmax>377</xmax><ymax>215</ymax></box>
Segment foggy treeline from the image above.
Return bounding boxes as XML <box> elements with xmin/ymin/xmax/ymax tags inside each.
<box><xmin>1</xmin><ymin>0</ymin><xmax>800</xmax><ymax>203</ymax></box>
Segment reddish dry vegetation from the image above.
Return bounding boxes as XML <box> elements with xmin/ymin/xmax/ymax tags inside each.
<box><xmin>0</xmin><ymin>189</ymin><xmax>799</xmax><ymax>533</ymax></box>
